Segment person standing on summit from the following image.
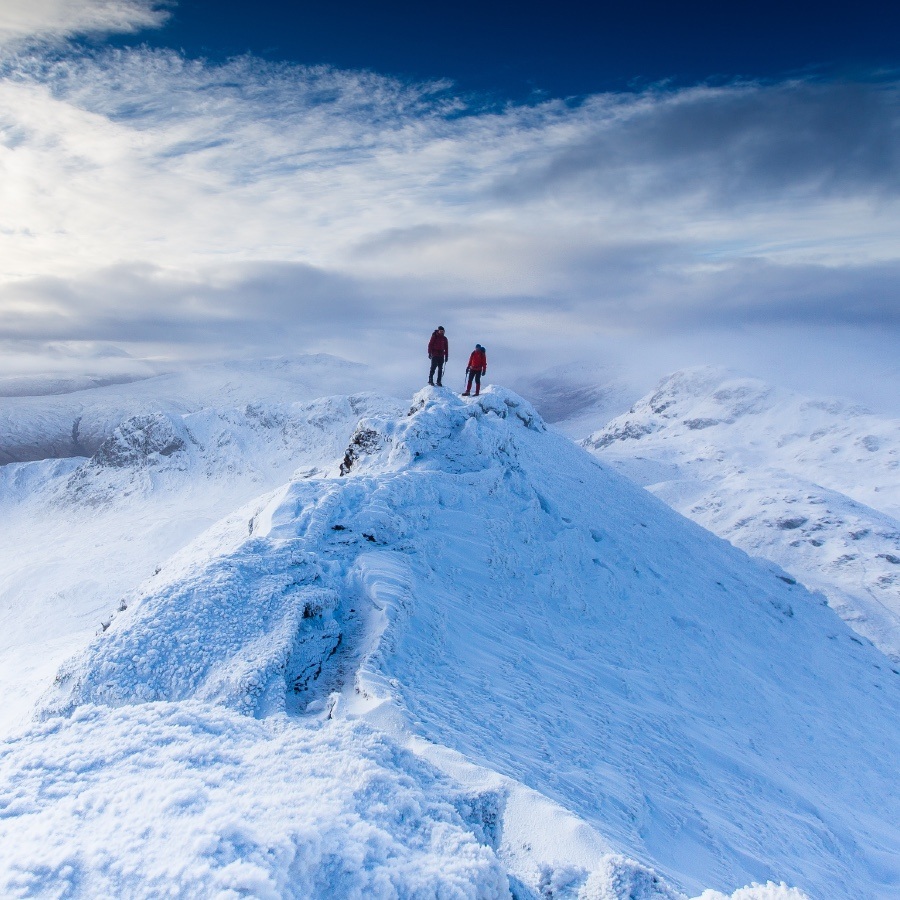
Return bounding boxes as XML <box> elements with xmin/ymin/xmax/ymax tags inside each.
<box><xmin>427</xmin><ymin>326</ymin><xmax>448</xmax><ymax>386</ymax></box>
<box><xmin>462</xmin><ymin>344</ymin><xmax>487</xmax><ymax>396</ymax></box>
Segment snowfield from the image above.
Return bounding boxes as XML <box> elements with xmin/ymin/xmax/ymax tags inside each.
<box><xmin>1</xmin><ymin>383</ymin><xmax>898</xmax><ymax>899</ymax></box>
<box><xmin>583</xmin><ymin>367</ymin><xmax>900</xmax><ymax>661</ymax></box>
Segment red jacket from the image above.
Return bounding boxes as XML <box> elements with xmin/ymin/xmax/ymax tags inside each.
<box><xmin>467</xmin><ymin>348</ymin><xmax>487</xmax><ymax>374</ymax></box>
<box><xmin>428</xmin><ymin>331</ymin><xmax>448</xmax><ymax>360</ymax></box>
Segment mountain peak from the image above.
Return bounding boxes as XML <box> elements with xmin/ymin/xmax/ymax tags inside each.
<box><xmin>338</xmin><ymin>386</ymin><xmax>546</xmax><ymax>478</ymax></box>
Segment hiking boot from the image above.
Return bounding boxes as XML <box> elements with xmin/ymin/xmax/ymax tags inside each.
<box><xmin>462</xmin><ymin>391</ymin><xmax>470</xmax><ymax>396</ymax></box>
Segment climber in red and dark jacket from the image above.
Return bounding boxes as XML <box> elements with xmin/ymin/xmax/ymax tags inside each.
<box><xmin>462</xmin><ymin>344</ymin><xmax>487</xmax><ymax>396</ymax></box>
<box><xmin>427</xmin><ymin>326</ymin><xmax>448</xmax><ymax>387</ymax></box>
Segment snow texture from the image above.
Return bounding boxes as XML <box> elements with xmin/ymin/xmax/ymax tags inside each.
<box><xmin>584</xmin><ymin>366</ymin><xmax>900</xmax><ymax>660</ymax></box>
<box><xmin>0</xmin><ymin>390</ymin><xmax>403</xmax><ymax>732</ymax></box>
<box><xmin>2</xmin><ymin>381</ymin><xmax>897</xmax><ymax>898</ymax></box>
<box><xmin>0</xmin><ymin>704</ymin><xmax>508</xmax><ymax>898</ymax></box>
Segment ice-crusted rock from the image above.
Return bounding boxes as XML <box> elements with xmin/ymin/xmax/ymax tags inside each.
<box><xmin>339</xmin><ymin>424</ymin><xmax>383</xmax><ymax>476</ymax></box>
<box><xmin>92</xmin><ymin>413</ymin><xmax>189</xmax><ymax>468</ymax></box>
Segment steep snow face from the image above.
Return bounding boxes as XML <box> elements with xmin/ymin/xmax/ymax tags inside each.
<box><xmin>584</xmin><ymin>367</ymin><xmax>900</xmax><ymax>661</ymax></box>
<box><xmin>0</xmin><ymin>354</ymin><xmax>376</xmax><ymax>464</ymax></box>
<box><xmin>0</xmin><ymin>392</ymin><xmax>404</xmax><ymax>734</ymax></box>
<box><xmin>33</xmin><ymin>388</ymin><xmax>900</xmax><ymax>900</ymax></box>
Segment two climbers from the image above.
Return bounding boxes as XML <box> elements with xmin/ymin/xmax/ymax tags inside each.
<box><xmin>426</xmin><ymin>326</ymin><xmax>488</xmax><ymax>396</ymax></box>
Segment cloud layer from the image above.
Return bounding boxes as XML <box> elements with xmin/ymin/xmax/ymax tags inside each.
<box><xmin>0</xmin><ymin>1</ymin><xmax>169</xmax><ymax>47</ymax></box>
<box><xmin>0</xmin><ymin>44</ymin><xmax>898</xmax><ymax>401</ymax></box>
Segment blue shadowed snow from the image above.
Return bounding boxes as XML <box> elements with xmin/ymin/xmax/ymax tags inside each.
<box><xmin>4</xmin><ymin>387</ymin><xmax>898</xmax><ymax>898</ymax></box>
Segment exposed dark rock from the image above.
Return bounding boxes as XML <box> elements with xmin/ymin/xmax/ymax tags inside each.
<box><xmin>92</xmin><ymin>414</ymin><xmax>186</xmax><ymax>469</ymax></box>
<box><xmin>339</xmin><ymin>426</ymin><xmax>381</xmax><ymax>476</ymax></box>
<box><xmin>776</xmin><ymin>516</ymin><xmax>807</xmax><ymax>530</ymax></box>
<box><xmin>588</xmin><ymin>421</ymin><xmax>653</xmax><ymax>449</ymax></box>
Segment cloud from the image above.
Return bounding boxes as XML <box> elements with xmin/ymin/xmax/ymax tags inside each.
<box><xmin>1</xmin><ymin>251</ymin><xmax>896</xmax><ymax>370</ymax></box>
<box><xmin>662</xmin><ymin>258</ymin><xmax>900</xmax><ymax>328</ymax></box>
<box><xmin>491</xmin><ymin>81</ymin><xmax>900</xmax><ymax>206</ymax></box>
<box><xmin>0</xmin><ymin>0</ymin><xmax>170</xmax><ymax>47</ymax></box>
<box><xmin>0</xmin><ymin>46</ymin><xmax>898</xmax><ymax>405</ymax></box>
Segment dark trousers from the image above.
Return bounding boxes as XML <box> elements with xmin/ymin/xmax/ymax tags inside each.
<box><xmin>465</xmin><ymin>369</ymin><xmax>482</xmax><ymax>394</ymax></box>
<box><xmin>428</xmin><ymin>356</ymin><xmax>445</xmax><ymax>385</ymax></box>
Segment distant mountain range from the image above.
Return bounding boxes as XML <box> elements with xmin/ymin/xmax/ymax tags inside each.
<box><xmin>0</xmin><ymin>354</ymin><xmax>373</xmax><ymax>464</ymax></box>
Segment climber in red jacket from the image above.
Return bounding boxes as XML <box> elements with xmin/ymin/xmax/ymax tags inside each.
<box><xmin>427</xmin><ymin>326</ymin><xmax>448</xmax><ymax>386</ymax></box>
<box><xmin>462</xmin><ymin>344</ymin><xmax>487</xmax><ymax>396</ymax></box>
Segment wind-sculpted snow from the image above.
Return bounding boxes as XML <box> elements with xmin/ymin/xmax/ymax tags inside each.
<box><xmin>24</xmin><ymin>387</ymin><xmax>899</xmax><ymax>899</ymax></box>
<box><xmin>42</xmin><ymin>533</ymin><xmax>345</xmax><ymax>717</ymax></box>
<box><xmin>584</xmin><ymin>366</ymin><xmax>900</xmax><ymax>660</ymax></box>
<box><xmin>0</xmin><ymin>392</ymin><xmax>403</xmax><ymax>732</ymax></box>
<box><xmin>0</xmin><ymin>705</ymin><xmax>511</xmax><ymax>899</ymax></box>
<box><xmin>40</xmin><ymin>390</ymin><xmax>547</xmax><ymax>717</ymax></box>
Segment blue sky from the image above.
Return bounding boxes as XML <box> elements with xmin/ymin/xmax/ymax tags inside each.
<box><xmin>133</xmin><ymin>0</ymin><xmax>900</xmax><ymax>97</ymax></box>
<box><xmin>0</xmin><ymin>1</ymin><xmax>898</xmax><ymax>408</ymax></box>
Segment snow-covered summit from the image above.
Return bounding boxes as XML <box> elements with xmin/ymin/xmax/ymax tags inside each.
<box><xmin>38</xmin><ymin>388</ymin><xmax>548</xmax><ymax>717</ymax></box>
<box><xmin>584</xmin><ymin>366</ymin><xmax>900</xmax><ymax>660</ymax></box>
<box><xmin>18</xmin><ymin>386</ymin><xmax>899</xmax><ymax>899</ymax></box>
<box><xmin>586</xmin><ymin>367</ymin><xmax>897</xmax><ymax>511</ymax></box>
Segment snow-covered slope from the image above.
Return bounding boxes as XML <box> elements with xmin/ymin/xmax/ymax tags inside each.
<box><xmin>3</xmin><ymin>388</ymin><xmax>897</xmax><ymax>899</ymax></box>
<box><xmin>0</xmin><ymin>354</ymin><xmax>377</xmax><ymax>464</ymax></box>
<box><xmin>583</xmin><ymin>367</ymin><xmax>900</xmax><ymax>661</ymax></box>
<box><xmin>0</xmin><ymin>392</ymin><xmax>404</xmax><ymax>734</ymax></box>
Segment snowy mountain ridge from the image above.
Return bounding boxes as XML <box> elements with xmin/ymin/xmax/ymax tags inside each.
<box><xmin>583</xmin><ymin>366</ymin><xmax>900</xmax><ymax>660</ymax></box>
<box><xmin>40</xmin><ymin>390</ymin><xmax>547</xmax><ymax>717</ymax></box>
<box><xmin>0</xmin><ymin>391</ymin><xmax>404</xmax><ymax>732</ymax></box>
<box><xmin>0</xmin><ymin>354</ymin><xmax>376</xmax><ymax>464</ymax></box>
<box><xmin>4</xmin><ymin>387</ymin><xmax>896</xmax><ymax>899</ymax></box>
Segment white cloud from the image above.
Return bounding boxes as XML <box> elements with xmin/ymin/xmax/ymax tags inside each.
<box><xmin>0</xmin><ymin>0</ymin><xmax>169</xmax><ymax>47</ymax></box>
<box><xmin>0</xmin><ymin>46</ymin><xmax>898</xmax><ymax>407</ymax></box>
<box><xmin>3</xmin><ymin>53</ymin><xmax>897</xmax><ymax>283</ymax></box>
